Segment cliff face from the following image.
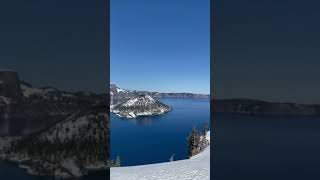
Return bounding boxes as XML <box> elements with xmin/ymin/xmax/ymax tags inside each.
<box><xmin>0</xmin><ymin>78</ymin><xmax>108</xmax><ymax>136</ymax></box>
<box><xmin>0</xmin><ymin>70</ymin><xmax>22</xmax><ymax>100</ymax></box>
<box><xmin>0</xmin><ymin>70</ymin><xmax>22</xmax><ymax>135</ymax></box>
<box><xmin>0</xmin><ymin>73</ymin><xmax>109</xmax><ymax>178</ymax></box>
<box><xmin>5</xmin><ymin>106</ymin><xmax>108</xmax><ymax>178</ymax></box>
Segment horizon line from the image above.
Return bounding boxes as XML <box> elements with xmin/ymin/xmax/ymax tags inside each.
<box><xmin>110</xmin><ymin>83</ymin><xmax>210</xmax><ymax>95</ymax></box>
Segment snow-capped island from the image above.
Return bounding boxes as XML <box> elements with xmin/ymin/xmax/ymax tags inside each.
<box><xmin>111</xmin><ymin>95</ymin><xmax>171</xmax><ymax>118</ymax></box>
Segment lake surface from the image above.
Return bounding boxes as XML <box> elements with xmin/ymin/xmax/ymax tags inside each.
<box><xmin>110</xmin><ymin>98</ymin><xmax>210</xmax><ymax>166</ymax></box>
<box><xmin>214</xmin><ymin>113</ymin><xmax>320</xmax><ymax>180</ymax></box>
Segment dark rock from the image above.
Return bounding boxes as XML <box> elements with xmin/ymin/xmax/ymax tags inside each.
<box><xmin>0</xmin><ymin>70</ymin><xmax>22</xmax><ymax>100</ymax></box>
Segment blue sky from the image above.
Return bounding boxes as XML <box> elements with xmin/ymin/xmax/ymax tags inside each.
<box><xmin>110</xmin><ymin>0</ymin><xmax>210</xmax><ymax>94</ymax></box>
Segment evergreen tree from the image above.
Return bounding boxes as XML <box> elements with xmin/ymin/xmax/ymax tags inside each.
<box><xmin>169</xmin><ymin>154</ymin><xmax>175</xmax><ymax>162</ymax></box>
<box><xmin>115</xmin><ymin>156</ymin><xmax>121</xmax><ymax>167</ymax></box>
<box><xmin>188</xmin><ymin>127</ymin><xmax>199</xmax><ymax>158</ymax></box>
<box><xmin>203</xmin><ymin>123</ymin><xmax>209</xmax><ymax>136</ymax></box>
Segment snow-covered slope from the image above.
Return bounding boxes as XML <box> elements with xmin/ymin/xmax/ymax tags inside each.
<box><xmin>111</xmin><ymin>95</ymin><xmax>171</xmax><ymax>118</ymax></box>
<box><xmin>110</xmin><ymin>132</ymin><xmax>210</xmax><ymax>180</ymax></box>
<box><xmin>121</xmin><ymin>95</ymin><xmax>155</xmax><ymax>107</ymax></box>
<box><xmin>20</xmin><ymin>83</ymin><xmax>75</xmax><ymax>99</ymax></box>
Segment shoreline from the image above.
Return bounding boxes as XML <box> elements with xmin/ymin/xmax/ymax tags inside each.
<box><xmin>110</xmin><ymin>109</ymin><xmax>171</xmax><ymax>119</ymax></box>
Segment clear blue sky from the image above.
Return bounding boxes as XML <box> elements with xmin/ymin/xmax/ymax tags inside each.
<box><xmin>111</xmin><ymin>0</ymin><xmax>210</xmax><ymax>94</ymax></box>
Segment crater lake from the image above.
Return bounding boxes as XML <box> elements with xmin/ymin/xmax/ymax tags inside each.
<box><xmin>110</xmin><ymin>98</ymin><xmax>210</xmax><ymax>166</ymax></box>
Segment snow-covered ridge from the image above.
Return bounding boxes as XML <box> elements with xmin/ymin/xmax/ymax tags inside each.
<box><xmin>20</xmin><ymin>84</ymin><xmax>45</xmax><ymax>97</ymax></box>
<box><xmin>116</xmin><ymin>87</ymin><xmax>126</xmax><ymax>93</ymax></box>
<box><xmin>111</xmin><ymin>131</ymin><xmax>210</xmax><ymax>180</ymax></box>
<box><xmin>20</xmin><ymin>83</ymin><xmax>77</xmax><ymax>100</ymax></box>
<box><xmin>110</xmin><ymin>84</ymin><xmax>129</xmax><ymax>94</ymax></box>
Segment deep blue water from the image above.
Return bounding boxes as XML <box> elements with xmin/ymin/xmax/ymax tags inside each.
<box><xmin>214</xmin><ymin>113</ymin><xmax>320</xmax><ymax>180</ymax></box>
<box><xmin>110</xmin><ymin>98</ymin><xmax>210</xmax><ymax>166</ymax></box>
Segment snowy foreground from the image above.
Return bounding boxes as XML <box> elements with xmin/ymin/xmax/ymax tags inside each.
<box><xmin>111</xmin><ymin>132</ymin><xmax>210</xmax><ymax>180</ymax></box>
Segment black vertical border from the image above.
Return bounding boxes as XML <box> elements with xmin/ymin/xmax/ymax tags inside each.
<box><xmin>210</xmin><ymin>0</ymin><xmax>216</xmax><ymax>179</ymax></box>
<box><xmin>106</xmin><ymin>0</ymin><xmax>110</xmax><ymax>179</ymax></box>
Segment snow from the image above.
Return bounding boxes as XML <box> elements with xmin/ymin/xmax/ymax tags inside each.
<box><xmin>124</xmin><ymin>98</ymin><xmax>139</xmax><ymax>107</ymax></box>
<box><xmin>111</xmin><ymin>95</ymin><xmax>171</xmax><ymax>118</ymax></box>
<box><xmin>111</xmin><ymin>132</ymin><xmax>210</xmax><ymax>180</ymax></box>
<box><xmin>0</xmin><ymin>96</ymin><xmax>11</xmax><ymax>105</ymax></box>
<box><xmin>122</xmin><ymin>95</ymin><xmax>155</xmax><ymax>107</ymax></box>
<box><xmin>116</xmin><ymin>87</ymin><xmax>126</xmax><ymax>93</ymax></box>
<box><xmin>20</xmin><ymin>84</ymin><xmax>66</xmax><ymax>99</ymax></box>
<box><xmin>205</xmin><ymin>131</ymin><xmax>210</xmax><ymax>142</ymax></box>
<box><xmin>20</xmin><ymin>84</ymin><xmax>45</xmax><ymax>98</ymax></box>
<box><xmin>145</xmin><ymin>95</ymin><xmax>155</xmax><ymax>101</ymax></box>
<box><xmin>61</xmin><ymin>159</ymin><xmax>82</xmax><ymax>177</ymax></box>
<box><xmin>128</xmin><ymin>112</ymin><xmax>137</xmax><ymax>118</ymax></box>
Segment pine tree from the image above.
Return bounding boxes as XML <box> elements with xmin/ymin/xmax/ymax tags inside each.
<box><xmin>203</xmin><ymin>123</ymin><xmax>209</xmax><ymax>136</ymax></box>
<box><xmin>169</xmin><ymin>154</ymin><xmax>175</xmax><ymax>162</ymax></box>
<box><xmin>188</xmin><ymin>127</ymin><xmax>199</xmax><ymax>158</ymax></box>
<box><xmin>115</xmin><ymin>156</ymin><xmax>121</xmax><ymax>167</ymax></box>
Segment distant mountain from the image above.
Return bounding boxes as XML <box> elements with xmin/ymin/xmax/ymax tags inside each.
<box><xmin>110</xmin><ymin>84</ymin><xmax>209</xmax><ymax>105</ymax></box>
<box><xmin>111</xmin><ymin>95</ymin><xmax>171</xmax><ymax>118</ymax></box>
<box><xmin>214</xmin><ymin>98</ymin><xmax>320</xmax><ymax>116</ymax></box>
